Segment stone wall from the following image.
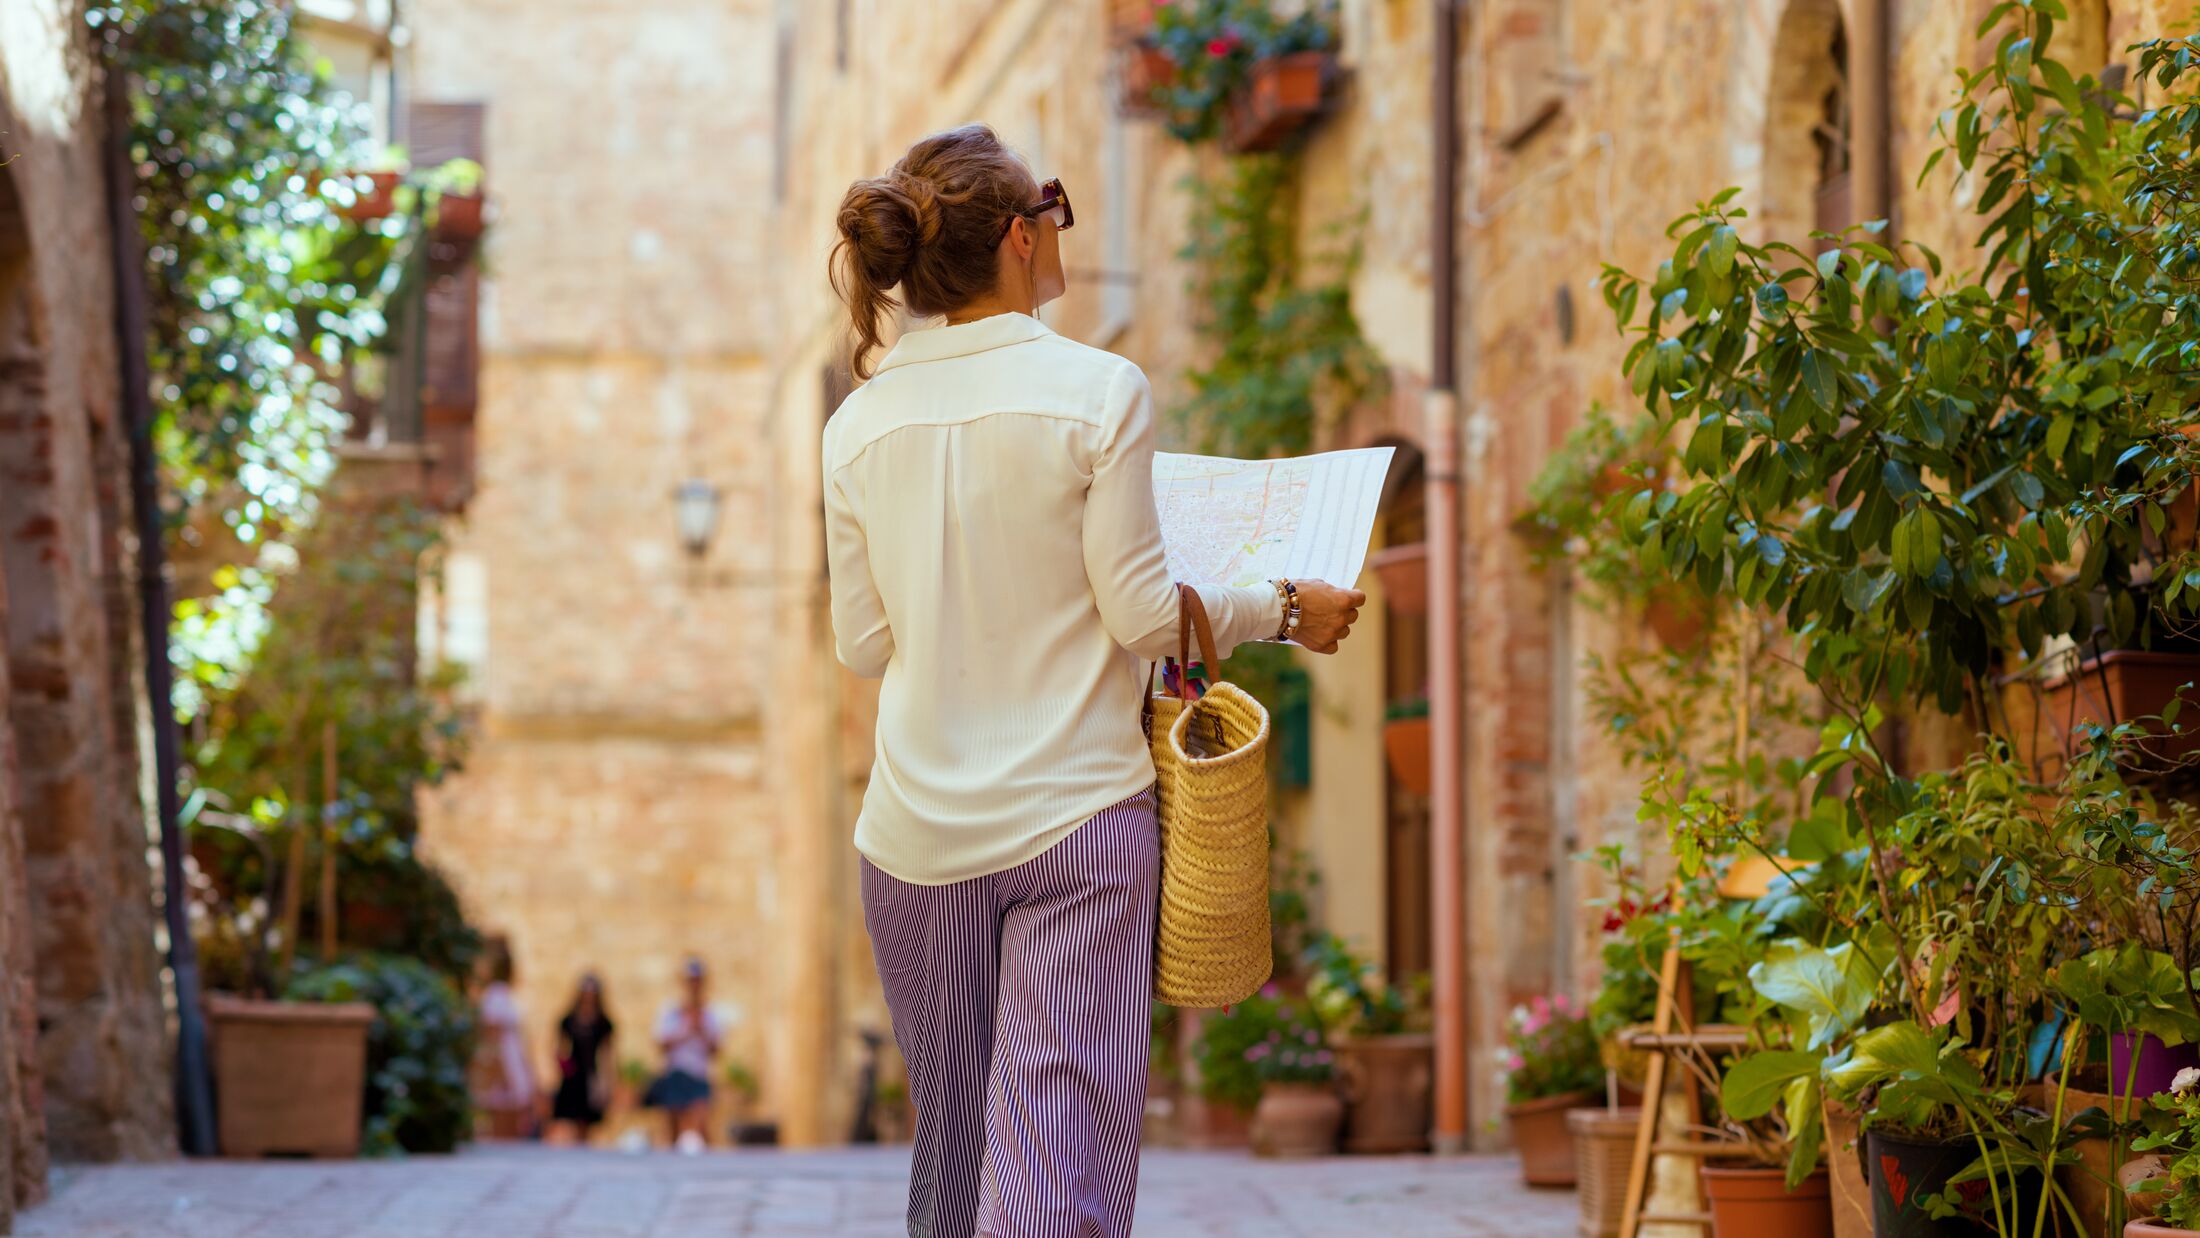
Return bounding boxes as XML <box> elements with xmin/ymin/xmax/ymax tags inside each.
<box><xmin>770</xmin><ymin>0</ymin><xmax>2199</xmax><ymax>1149</ymax></box>
<box><xmin>401</xmin><ymin>0</ymin><xmax>838</xmax><ymax>1142</ymax></box>
<box><xmin>0</xmin><ymin>0</ymin><xmax>174</xmax><ymax>1219</ymax></box>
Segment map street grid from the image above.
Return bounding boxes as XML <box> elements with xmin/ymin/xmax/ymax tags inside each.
<box><xmin>1152</xmin><ymin>447</ymin><xmax>1396</xmax><ymax>601</ymax></box>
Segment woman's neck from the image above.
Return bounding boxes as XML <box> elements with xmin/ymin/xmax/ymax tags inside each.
<box><xmin>944</xmin><ymin>291</ymin><xmax>1031</xmax><ymax>326</ymax></box>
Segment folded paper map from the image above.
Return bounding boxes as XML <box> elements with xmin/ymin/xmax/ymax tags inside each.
<box><xmin>1152</xmin><ymin>448</ymin><xmax>1397</xmax><ymax>603</ymax></box>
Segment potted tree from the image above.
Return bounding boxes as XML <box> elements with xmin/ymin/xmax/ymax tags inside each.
<box><xmin>1245</xmin><ymin>1003</ymin><xmax>1342</xmax><ymax>1158</ymax></box>
<box><xmin>1501</xmin><ymin>993</ymin><xmax>1604</xmax><ymax>1188</ymax></box>
<box><xmin>1303</xmin><ymin>933</ymin><xmax>1431</xmax><ymax>1154</ymax></box>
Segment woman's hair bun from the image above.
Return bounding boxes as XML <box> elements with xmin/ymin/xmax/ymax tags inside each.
<box><xmin>835</xmin><ymin>172</ymin><xmax>942</xmax><ymax>292</ymax></box>
<box><xmin>829</xmin><ymin>124</ymin><xmax>1033</xmax><ymax>380</ymax></box>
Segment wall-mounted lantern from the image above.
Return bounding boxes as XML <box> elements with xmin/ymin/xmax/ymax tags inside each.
<box><xmin>674</xmin><ymin>479</ymin><xmax>722</xmax><ymax>560</ymax></box>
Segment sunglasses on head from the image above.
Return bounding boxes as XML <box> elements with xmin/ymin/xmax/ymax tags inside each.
<box><xmin>992</xmin><ymin>177</ymin><xmax>1074</xmax><ymax>246</ymax></box>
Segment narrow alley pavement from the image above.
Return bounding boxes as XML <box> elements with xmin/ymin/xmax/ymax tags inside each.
<box><xmin>19</xmin><ymin>1145</ymin><xmax>1574</xmax><ymax>1237</ymax></box>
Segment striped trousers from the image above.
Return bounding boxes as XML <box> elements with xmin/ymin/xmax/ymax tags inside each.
<box><xmin>860</xmin><ymin>789</ymin><xmax>1159</xmax><ymax>1238</ymax></box>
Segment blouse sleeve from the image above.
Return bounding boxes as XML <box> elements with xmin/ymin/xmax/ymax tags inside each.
<box><xmin>823</xmin><ymin>459</ymin><xmax>895</xmax><ymax>679</ymax></box>
<box><xmin>1081</xmin><ymin>364</ymin><xmax>1282</xmax><ymax>662</ymax></box>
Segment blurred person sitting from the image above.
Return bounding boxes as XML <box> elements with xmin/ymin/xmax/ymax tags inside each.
<box><xmin>642</xmin><ymin>956</ymin><xmax>724</xmax><ymax>1154</ymax></box>
<box><xmin>547</xmin><ymin>971</ymin><xmax>616</xmax><ymax>1145</ymax></box>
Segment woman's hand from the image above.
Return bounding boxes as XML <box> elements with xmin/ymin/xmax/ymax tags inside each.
<box><xmin>1291</xmin><ymin>580</ymin><xmax>1364</xmax><ymax>654</ymax></box>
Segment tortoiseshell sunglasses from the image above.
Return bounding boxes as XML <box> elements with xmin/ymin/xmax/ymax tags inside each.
<box><xmin>992</xmin><ymin>177</ymin><xmax>1074</xmax><ymax>245</ymax></box>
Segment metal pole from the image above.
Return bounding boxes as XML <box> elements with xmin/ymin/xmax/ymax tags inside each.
<box><xmin>101</xmin><ymin>61</ymin><xmax>218</xmax><ymax>1158</ymax></box>
<box><xmin>1427</xmin><ymin>0</ymin><xmax>1470</xmax><ymax>1153</ymax></box>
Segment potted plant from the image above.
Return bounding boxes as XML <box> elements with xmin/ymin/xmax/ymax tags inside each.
<box><xmin>1381</xmin><ymin>695</ymin><xmax>1432</xmax><ymax>796</ymax></box>
<box><xmin>1245</xmin><ymin>1003</ymin><xmax>1342</xmax><ymax>1158</ymax></box>
<box><xmin>1147</xmin><ymin>0</ymin><xmax>1336</xmax><ymax>148</ymax></box>
<box><xmin>2130</xmin><ymin>1068</ymin><xmax>2200</xmax><ymax>1235</ymax></box>
<box><xmin>1118</xmin><ymin>38</ymin><xmax>1175</xmax><ymax>116</ymax></box>
<box><xmin>422</xmin><ymin>158</ymin><xmax>487</xmax><ymax>244</ymax></box>
<box><xmin>333</xmin><ymin>167</ymin><xmax>401</xmax><ymax>221</ymax></box>
<box><xmin>1501</xmin><ymin>993</ymin><xmax>1603</xmax><ymax>1188</ymax></box>
<box><xmin>1186</xmin><ymin>994</ymin><xmax>1288</xmax><ymax>1148</ymax></box>
<box><xmin>283</xmin><ymin>953</ymin><xmax>477</xmax><ymax>1156</ymax></box>
<box><xmin>1303</xmin><ymin>933</ymin><xmax>1431</xmax><ymax>1154</ymax></box>
<box><xmin>1223</xmin><ymin>45</ymin><xmax>1333</xmax><ymax>153</ymax></box>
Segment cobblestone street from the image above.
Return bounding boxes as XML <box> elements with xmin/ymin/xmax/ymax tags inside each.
<box><xmin>19</xmin><ymin>1145</ymin><xmax>1573</xmax><ymax>1237</ymax></box>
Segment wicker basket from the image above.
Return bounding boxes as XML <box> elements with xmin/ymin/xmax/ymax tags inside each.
<box><xmin>1569</xmin><ymin>1107</ymin><xmax>1641</xmax><ymax>1238</ymax></box>
<box><xmin>1149</xmin><ymin>587</ymin><xmax>1273</xmax><ymax>1009</ymax></box>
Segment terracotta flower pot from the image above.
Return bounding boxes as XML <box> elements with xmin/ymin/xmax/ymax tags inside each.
<box><xmin>1366</xmin><ymin>541</ymin><xmax>1428</xmax><ymax>615</ymax></box>
<box><xmin>1177</xmin><ymin>1092</ymin><xmax>1254</xmax><ymax>1149</ymax></box>
<box><xmin>433</xmin><ymin>191</ymin><xmax>486</xmax><ymax>243</ymax></box>
<box><xmin>1118</xmin><ymin>40</ymin><xmax>1174</xmax><ymax>116</ymax></box>
<box><xmin>1507</xmin><ymin>1089</ymin><xmax>1594</xmax><ymax>1187</ymax></box>
<box><xmin>2126</xmin><ymin>1223</ymin><xmax>2200</xmax><ymax>1238</ymax></box>
<box><xmin>2003</xmin><ymin>650</ymin><xmax>2200</xmax><ymax>779</ymax></box>
<box><xmin>1700</xmin><ymin>1165</ymin><xmax>1834</xmax><ymax>1238</ymax></box>
<box><xmin>1251</xmin><ymin>1081</ymin><xmax>1343</xmax><ymax>1158</ymax></box>
<box><xmin>1335</xmin><ymin>1033</ymin><xmax>1432</xmax><ymax>1154</ymax></box>
<box><xmin>1224</xmin><ymin>51</ymin><xmax>1333</xmax><ymax>153</ymax></box>
<box><xmin>205</xmin><ymin>994</ymin><xmax>375</xmax><ymax>1157</ymax></box>
<box><xmin>1382</xmin><ymin>717</ymin><xmax>1433</xmax><ymax>796</ymax></box>
<box><xmin>337</xmin><ymin>169</ymin><xmax>400</xmax><ymax>222</ymax></box>
<box><xmin>1570</xmin><ymin>1107</ymin><xmax>1640</xmax><ymax>1238</ymax></box>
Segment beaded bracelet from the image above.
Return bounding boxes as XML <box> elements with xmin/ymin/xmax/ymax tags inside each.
<box><xmin>1272</xmin><ymin>578</ymin><xmax>1301</xmax><ymax>642</ymax></box>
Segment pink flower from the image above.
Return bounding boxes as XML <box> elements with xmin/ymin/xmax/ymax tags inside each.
<box><xmin>1206</xmin><ymin>34</ymin><xmax>1239</xmax><ymax>58</ymax></box>
<box><xmin>1260</xmin><ymin>983</ymin><xmax>1279</xmax><ymax>999</ymax></box>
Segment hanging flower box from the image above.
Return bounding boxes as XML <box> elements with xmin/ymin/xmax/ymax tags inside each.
<box><xmin>1118</xmin><ymin>39</ymin><xmax>1176</xmax><ymax>117</ymax></box>
<box><xmin>1223</xmin><ymin>51</ymin><xmax>1335</xmax><ymax>153</ymax></box>
<box><xmin>336</xmin><ymin>170</ymin><xmax>401</xmax><ymax>222</ymax></box>
<box><xmin>432</xmin><ymin>191</ymin><xmax>486</xmax><ymax>243</ymax></box>
<box><xmin>1366</xmin><ymin>542</ymin><xmax>1428</xmax><ymax>615</ymax></box>
<box><xmin>1108</xmin><ymin>0</ymin><xmax>1159</xmax><ymax>43</ymax></box>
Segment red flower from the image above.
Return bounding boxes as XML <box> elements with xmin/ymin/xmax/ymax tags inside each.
<box><xmin>1206</xmin><ymin>34</ymin><xmax>1239</xmax><ymax>57</ymax></box>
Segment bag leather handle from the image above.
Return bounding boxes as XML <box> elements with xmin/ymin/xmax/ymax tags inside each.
<box><xmin>1175</xmin><ymin>584</ymin><xmax>1221</xmax><ymax>703</ymax></box>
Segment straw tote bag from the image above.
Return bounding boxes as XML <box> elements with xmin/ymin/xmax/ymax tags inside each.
<box><xmin>1146</xmin><ymin>584</ymin><xmax>1274</xmax><ymax>1008</ymax></box>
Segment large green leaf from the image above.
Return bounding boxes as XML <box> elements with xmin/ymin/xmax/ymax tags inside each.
<box><xmin>1785</xmin><ymin>1074</ymin><xmax>1825</xmax><ymax>1189</ymax></box>
<box><xmin>1749</xmin><ymin>941</ymin><xmax>1877</xmax><ymax>1050</ymax></box>
<box><xmin>1720</xmin><ymin>1049</ymin><xmax>1821</xmax><ymax>1121</ymax></box>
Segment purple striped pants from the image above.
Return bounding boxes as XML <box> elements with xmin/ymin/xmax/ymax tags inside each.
<box><xmin>860</xmin><ymin>789</ymin><xmax>1159</xmax><ymax>1238</ymax></box>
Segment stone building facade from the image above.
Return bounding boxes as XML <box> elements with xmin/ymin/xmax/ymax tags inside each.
<box><xmin>397</xmin><ymin>0</ymin><xmax>855</xmax><ymax>1142</ymax></box>
<box><xmin>0</xmin><ymin>2</ymin><xmax>174</xmax><ymax>1226</ymax></box>
<box><xmin>395</xmin><ymin>0</ymin><xmax>2193</xmax><ymax>1154</ymax></box>
<box><xmin>763</xmin><ymin>0</ymin><xmax>2196</xmax><ymax>1148</ymax></box>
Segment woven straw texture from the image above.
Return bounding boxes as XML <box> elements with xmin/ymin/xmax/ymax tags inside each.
<box><xmin>1150</xmin><ymin>682</ymin><xmax>1273</xmax><ymax>1008</ymax></box>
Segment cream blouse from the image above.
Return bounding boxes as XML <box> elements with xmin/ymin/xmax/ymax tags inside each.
<box><xmin>822</xmin><ymin>313</ymin><xmax>1282</xmax><ymax>884</ymax></box>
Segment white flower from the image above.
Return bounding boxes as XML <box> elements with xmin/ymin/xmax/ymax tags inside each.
<box><xmin>2172</xmin><ymin>1066</ymin><xmax>2200</xmax><ymax>1094</ymax></box>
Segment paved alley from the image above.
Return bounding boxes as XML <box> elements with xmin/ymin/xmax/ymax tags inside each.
<box><xmin>19</xmin><ymin>1144</ymin><xmax>1574</xmax><ymax>1237</ymax></box>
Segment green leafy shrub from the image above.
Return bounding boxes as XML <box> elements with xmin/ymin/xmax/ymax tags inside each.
<box><xmin>1302</xmin><ymin>932</ymin><xmax>1425</xmax><ymax>1037</ymax></box>
<box><xmin>287</xmin><ymin>953</ymin><xmax>477</xmax><ymax>1156</ymax></box>
<box><xmin>1192</xmin><ymin>990</ymin><xmax>1293</xmax><ymax>1110</ymax></box>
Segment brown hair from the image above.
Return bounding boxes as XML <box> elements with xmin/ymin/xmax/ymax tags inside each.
<box><xmin>831</xmin><ymin>124</ymin><xmax>1036</xmax><ymax>380</ymax></box>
